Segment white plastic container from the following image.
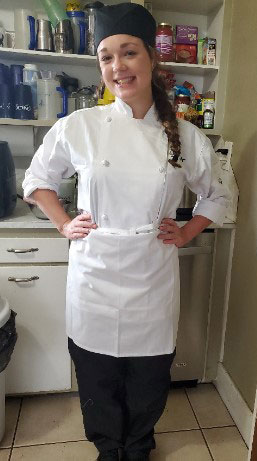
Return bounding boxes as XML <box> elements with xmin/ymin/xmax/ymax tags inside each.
<box><xmin>23</xmin><ymin>64</ymin><xmax>41</xmax><ymax>118</ymax></box>
<box><xmin>0</xmin><ymin>296</ymin><xmax>10</xmax><ymax>442</ymax></box>
<box><xmin>14</xmin><ymin>9</ymin><xmax>36</xmax><ymax>50</ymax></box>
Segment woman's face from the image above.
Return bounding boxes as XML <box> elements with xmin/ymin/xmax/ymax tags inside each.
<box><xmin>98</xmin><ymin>34</ymin><xmax>153</xmax><ymax>107</ymax></box>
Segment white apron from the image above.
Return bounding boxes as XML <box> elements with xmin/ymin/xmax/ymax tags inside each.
<box><xmin>66</xmin><ymin>106</ymin><xmax>180</xmax><ymax>357</ymax></box>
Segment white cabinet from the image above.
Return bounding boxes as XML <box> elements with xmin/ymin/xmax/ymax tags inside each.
<box><xmin>0</xmin><ymin>235</ymin><xmax>71</xmax><ymax>394</ymax></box>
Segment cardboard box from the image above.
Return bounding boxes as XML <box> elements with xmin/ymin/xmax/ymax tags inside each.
<box><xmin>175</xmin><ymin>44</ymin><xmax>197</xmax><ymax>64</ymax></box>
<box><xmin>203</xmin><ymin>38</ymin><xmax>216</xmax><ymax>65</ymax></box>
<box><xmin>176</xmin><ymin>25</ymin><xmax>198</xmax><ymax>45</ymax></box>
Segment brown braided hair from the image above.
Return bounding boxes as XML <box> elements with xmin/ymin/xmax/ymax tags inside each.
<box><xmin>96</xmin><ymin>43</ymin><xmax>181</xmax><ymax>167</ymax></box>
<box><xmin>146</xmin><ymin>45</ymin><xmax>181</xmax><ymax>168</ymax></box>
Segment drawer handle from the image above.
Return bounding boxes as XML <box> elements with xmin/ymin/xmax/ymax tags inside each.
<box><xmin>8</xmin><ymin>276</ymin><xmax>40</xmax><ymax>283</ymax></box>
<box><xmin>7</xmin><ymin>248</ymin><xmax>39</xmax><ymax>254</ymax></box>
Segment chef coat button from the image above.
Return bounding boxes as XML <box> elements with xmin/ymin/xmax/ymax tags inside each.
<box><xmin>101</xmin><ymin>159</ymin><xmax>110</xmax><ymax>167</ymax></box>
<box><xmin>159</xmin><ymin>166</ymin><xmax>165</xmax><ymax>173</ymax></box>
<box><xmin>101</xmin><ymin>213</ymin><xmax>108</xmax><ymax>220</ymax></box>
<box><xmin>105</xmin><ymin>116</ymin><xmax>112</xmax><ymax>122</ymax></box>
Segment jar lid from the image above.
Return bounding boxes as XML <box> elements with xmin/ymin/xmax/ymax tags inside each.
<box><xmin>158</xmin><ymin>22</ymin><xmax>171</xmax><ymax>27</ymax></box>
<box><xmin>67</xmin><ymin>10</ymin><xmax>85</xmax><ymax>17</ymax></box>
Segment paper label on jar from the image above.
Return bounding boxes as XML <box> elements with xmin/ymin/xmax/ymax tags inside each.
<box><xmin>177</xmin><ymin>103</ymin><xmax>189</xmax><ymax>113</ymax></box>
<box><xmin>156</xmin><ymin>35</ymin><xmax>173</xmax><ymax>55</ymax></box>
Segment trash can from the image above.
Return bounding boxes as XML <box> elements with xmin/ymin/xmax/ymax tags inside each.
<box><xmin>0</xmin><ymin>296</ymin><xmax>17</xmax><ymax>441</ymax></box>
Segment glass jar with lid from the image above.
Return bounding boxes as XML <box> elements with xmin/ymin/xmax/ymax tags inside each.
<box><xmin>156</xmin><ymin>23</ymin><xmax>174</xmax><ymax>62</ymax></box>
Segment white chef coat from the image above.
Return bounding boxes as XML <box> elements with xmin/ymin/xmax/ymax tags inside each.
<box><xmin>23</xmin><ymin>97</ymin><xmax>230</xmax><ymax>357</ymax></box>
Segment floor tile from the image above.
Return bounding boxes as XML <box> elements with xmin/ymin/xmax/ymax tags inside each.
<box><xmin>203</xmin><ymin>426</ymin><xmax>248</xmax><ymax>461</ymax></box>
<box><xmin>152</xmin><ymin>431</ymin><xmax>212</xmax><ymax>460</ymax></box>
<box><xmin>11</xmin><ymin>441</ymin><xmax>97</xmax><ymax>460</ymax></box>
<box><xmin>0</xmin><ymin>449</ymin><xmax>10</xmax><ymax>461</ymax></box>
<box><xmin>186</xmin><ymin>383</ymin><xmax>235</xmax><ymax>428</ymax></box>
<box><xmin>14</xmin><ymin>393</ymin><xmax>85</xmax><ymax>447</ymax></box>
<box><xmin>155</xmin><ymin>389</ymin><xmax>199</xmax><ymax>433</ymax></box>
<box><xmin>0</xmin><ymin>398</ymin><xmax>21</xmax><ymax>448</ymax></box>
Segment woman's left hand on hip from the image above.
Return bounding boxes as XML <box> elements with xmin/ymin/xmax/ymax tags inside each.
<box><xmin>157</xmin><ymin>218</ymin><xmax>187</xmax><ymax>248</ymax></box>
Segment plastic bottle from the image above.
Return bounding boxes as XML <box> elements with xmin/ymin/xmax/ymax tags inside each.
<box><xmin>39</xmin><ymin>0</ymin><xmax>68</xmax><ymax>28</ymax></box>
<box><xmin>203</xmin><ymin>103</ymin><xmax>214</xmax><ymax>129</ymax></box>
<box><xmin>23</xmin><ymin>64</ymin><xmax>41</xmax><ymax>119</ymax></box>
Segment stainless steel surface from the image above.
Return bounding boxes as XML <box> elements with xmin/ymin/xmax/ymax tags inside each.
<box><xmin>36</xmin><ymin>19</ymin><xmax>54</xmax><ymax>52</ymax></box>
<box><xmin>171</xmin><ymin>231</ymin><xmax>215</xmax><ymax>382</ymax></box>
<box><xmin>28</xmin><ymin>198</ymin><xmax>72</xmax><ymax>220</ymax></box>
<box><xmin>7</xmin><ymin>248</ymin><xmax>39</xmax><ymax>253</ymax></box>
<box><xmin>54</xmin><ymin>19</ymin><xmax>74</xmax><ymax>53</ymax></box>
<box><xmin>178</xmin><ymin>186</ymin><xmax>197</xmax><ymax>209</ymax></box>
<box><xmin>8</xmin><ymin>276</ymin><xmax>39</xmax><ymax>282</ymax></box>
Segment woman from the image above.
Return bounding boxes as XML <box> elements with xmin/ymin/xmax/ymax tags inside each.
<box><xmin>23</xmin><ymin>4</ymin><xmax>230</xmax><ymax>460</ymax></box>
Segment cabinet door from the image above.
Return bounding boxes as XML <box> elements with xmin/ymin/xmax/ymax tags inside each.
<box><xmin>1</xmin><ymin>265</ymin><xmax>71</xmax><ymax>394</ymax></box>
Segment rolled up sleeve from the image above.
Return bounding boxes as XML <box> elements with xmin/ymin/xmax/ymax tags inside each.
<box><xmin>185</xmin><ymin>136</ymin><xmax>231</xmax><ymax>226</ymax></box>
<box><xmin>22</xmin><ymin>118</ymin><xmax>75</xmax><ymax>199</ymax></box>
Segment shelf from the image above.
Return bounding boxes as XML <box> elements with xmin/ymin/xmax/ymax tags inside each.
<box><xmin>160</xmin><ymin>62</ymin><xmax>219</xmax><ymax>76</ymax></box>
<box><xmin>0</xmin><ymin>118</ymin><xmax>56</xmax><ymax>127</ymax></box>
<box><xmin>0</xmin><ymin>48</ymin><xmax>97</xmax><ymax>66</ymax></box>
<box><xmin>0</xmin><ymin>118</ymin><xmax>221</xmax><ymax>136</ymax></box>
<box><xmin>151</xmin><ymin>0</ymin><xmax>224</xmax><ymax>14</ymax></box>
<box><xmin>0</xmin><ymin>48</ymin><xmax>219</xmax><ymax>76</ymax></box>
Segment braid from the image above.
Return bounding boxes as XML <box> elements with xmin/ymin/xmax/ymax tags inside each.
<box><xmin>151</xmin><ymin>69</ymin><xmax>181</xmax><ymax>168</ymax></box>
<box><xmin>144</xmin><ymin>44</ymin><xmax>181</xmax><ymax>168</ymax></box>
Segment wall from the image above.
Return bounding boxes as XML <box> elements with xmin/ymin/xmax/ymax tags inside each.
<box><xmin>222</xmin><ymin>0</ymin><xmax>257</xmax><ymax>411</ymax></box>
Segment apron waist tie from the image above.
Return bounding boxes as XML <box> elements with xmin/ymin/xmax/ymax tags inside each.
<box><xmin>95</xmin><ymin>223</ymin><xmax>157</xmax><ymax>236</ymax></box>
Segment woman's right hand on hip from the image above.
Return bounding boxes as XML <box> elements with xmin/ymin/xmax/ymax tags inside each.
<box><xmin>60</xmin><ymin>213</ymin><xmax>97</xmax><ymax>239</ymax></box>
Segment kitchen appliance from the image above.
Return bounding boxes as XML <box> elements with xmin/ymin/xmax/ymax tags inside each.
<box><xmin>0</xmin><ymin>141</ymin><xmax>17</xmax><ymax>218</ymax></box>
<box><xmin>14</xmin><ymin>9</ymin><xmax>36</xmax><ymax>50</ymax></box>
<box><xmin>36</xmin><ymin>19</ymin><xmax>54</xmax><ymax>51</ymax></box>
<box><xmin>54</xmin><ymin>19</ymin><xmax>74</xmax><ymax>53</ymax></box>
<box><xmin>75</xmin><ymin>86</ymin><xmax>96</xmax><ymax>109</ymax></box>
<box><xmin>83</xmin><ymin>1</ymin><xmax>104</xmax><ymax>55</ymax></box>
<box><xmin>67</xmin><ymin>10</ymin><xmax>86</xmax><ymax>54</ymax></box>
<box><xmin>171</xmin><ymin>230</ymin><xmax>214</xmax><ymax>383</ymax></box>
<box><xmin>176</xmin><ymin>186</ymin><xmax>197</xmax><ymax>221</ymax></box>
<box><xmin>29</xmin><ymin>176</ymin><xmax>76</xmax><ymax>219</ymax></box>
<box><xmin>37</xmin><ymin>78</ymin><xmax>68</xmax><ymax>119</ymax></box>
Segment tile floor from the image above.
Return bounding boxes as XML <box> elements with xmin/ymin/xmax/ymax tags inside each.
<box><xmin>0</xmin><ymin>383</ymin><xmax>248</xmax><ymax>460</ymax></box>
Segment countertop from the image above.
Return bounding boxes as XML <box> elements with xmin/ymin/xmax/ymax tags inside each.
<box><xmin>0</xmin><ymin>198</ymin><xmax>236</xmax><ymax>230</ymax></box>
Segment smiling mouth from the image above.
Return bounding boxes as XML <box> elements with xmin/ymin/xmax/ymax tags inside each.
<box><xmin>114</xmin><ymin>76</ymin><xmax>136</xmax><ymax>86</ymax></box>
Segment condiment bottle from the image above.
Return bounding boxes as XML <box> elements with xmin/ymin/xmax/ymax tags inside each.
<box><xmin>156</xmin><ymin>23</ymin><xmax>174</xmax><ymax>62</ymax></box>
<box><xmin>203</xmin><ymin>103</ymin><xmax>214</xmax><ymax>129</ymax></box>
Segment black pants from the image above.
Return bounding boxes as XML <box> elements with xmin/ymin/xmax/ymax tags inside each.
<box><xmin>68</xmin><ymin>338</ymin><xmax>175</xmax><ymax>454</ymax></box>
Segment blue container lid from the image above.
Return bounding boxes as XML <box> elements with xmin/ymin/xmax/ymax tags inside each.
<box><xmin>67</xmin><ymin>11</ymin><xmax>85</xmax><ymax>17</ymax></box>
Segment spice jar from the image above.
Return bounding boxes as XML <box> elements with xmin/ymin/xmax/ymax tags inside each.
<box><xmin>156</xmin><ymin>23</ymin><xmax>174</xmax><ymax>62</ymax></box>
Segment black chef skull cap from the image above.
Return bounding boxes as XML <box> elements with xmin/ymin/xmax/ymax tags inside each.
<box><xmin>95</xmin><ymin>2</ymin><xmax>156</xmax><ymax>51</ymax></box>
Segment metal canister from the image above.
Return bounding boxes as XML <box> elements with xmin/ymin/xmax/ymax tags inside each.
<box><xmin>83</xmin><ymin>2</ymin><xmax>104</xmax><ymax>55</ymax></box>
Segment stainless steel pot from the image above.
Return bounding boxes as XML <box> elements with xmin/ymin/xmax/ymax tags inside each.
<box><xmin>28</xmin><ymin>198</ymin><xmax>71</xmax><ymax>220</ymax></box>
